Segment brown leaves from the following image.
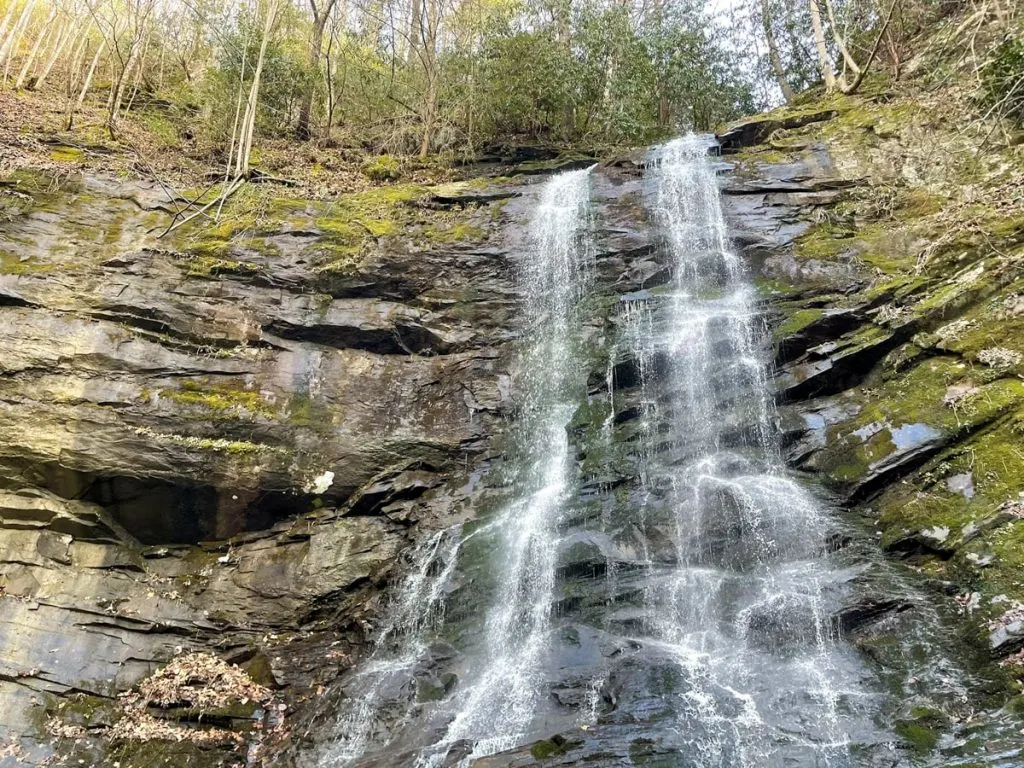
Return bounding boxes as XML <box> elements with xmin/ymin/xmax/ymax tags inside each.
<box><xmin>105</xmin><ymin>652</ymin><xmax>273</xmax><ymax>746</ymax></box>
<box><xmin>135</xmin><ymin>652</ymin><xmax>272</xmax><ymax>710</ymax></box>
<box><xmin>44</xmin><ymin>652</ymin><xmax>279</xmax><ymax>752</ymax></box>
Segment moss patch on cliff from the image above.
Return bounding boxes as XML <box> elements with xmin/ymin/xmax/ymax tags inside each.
<box><xmin>159</xmin><ymin>381</ymin><xmax>275</xmax><ymax>419</ymax></box>
<box><xmin>742</xmin><ymin>58</ymin><xmax>1024</xmax><ymax>678</ymax></box>
<box><xmin>174</xmin><ymin>178</ymin><xmax>496</xmax><ymax>281</ymax></box>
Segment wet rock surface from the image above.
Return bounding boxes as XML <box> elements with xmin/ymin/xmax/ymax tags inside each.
<box><xmin>719</xmin><ymin>96</ymin><xmax>1024</xmax><ymax>764</ymax></box>
<box><xmin>3</xmin><ymin>91</ymin><xmax>1024</xmax><ymax>767</ymax></box>
<box><xmin>283</xmin><ymin>133</ymin><xmax>1024</xmax><ymax>768</ymax></box>
<box><xmin>0</xmin><ymin>170</ymin><xmax>535</xmax><ymax>765</ymax></box>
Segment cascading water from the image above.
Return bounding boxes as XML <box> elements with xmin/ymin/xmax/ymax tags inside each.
<box><xmin>317</xmin><ymin>139</ymin><xmax>992</xmax><ymax>767</ymax></box>
<box><xmin>321</xmin><ymin>167</ymin><xmax>594</xmax><ymax>767</ymax></box>
<box><xmin>619</xmin><ymin>135</ymin><xmax>859</xmax><ymax>765</ymax></box>
<box><xmin>418</xmin><ymin>166</ymin><xmax>594</xmax><ymax>764</ymax></box>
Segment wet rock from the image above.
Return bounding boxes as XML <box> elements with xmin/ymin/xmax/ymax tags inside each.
<box><xmin>717</xmin><ymin>110</ymin><xmax>839</xmax><ymax>152</ymax></box>
<box><xmin>836</xmin><ymin>596</ymin><xmax>911</xmax><ymax>634</ymax></box>
<box><xmin>989</xmin><ymin>620</ymin><xmax>1024</xmax><ymax>656</ymax></box>
<box><xmin>737</xmin><ymin>593</ymin><xmax>827</xmax><ymax>654</ymax></box>
<box><xmin>0</xmin><ymin>169</ymin><xmax>531</xmax><ymax>765</ymax></box>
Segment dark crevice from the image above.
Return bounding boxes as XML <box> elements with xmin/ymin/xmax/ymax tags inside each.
<box><xmin>5</xmin><ymin>460</ymin><xmax>315</xmax><ymax>545</ymax></box>
<box><xmin>263</xmin><ymin>319</ymin><xmax>449</xmax><ymax>356</ymax></box>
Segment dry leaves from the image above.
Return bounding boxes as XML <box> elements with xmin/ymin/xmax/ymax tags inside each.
<box><xmin>46</xmin><ymin>652</ymin><xmax>279</xmax><ymax>752</ymax></box>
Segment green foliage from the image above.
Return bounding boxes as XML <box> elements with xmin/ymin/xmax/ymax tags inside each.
<box><xmin>156</xmin><ymin>0</ymin><xmax>758</xmax><ymax>156</ymax></box>
<box><xmin>440</xmin><ymin>0</ymin><xmax>754</xmax><ymax>147</ymax></box>
<box><xmin>203</xmin><ymin>7</ymin><xmax>316</xmax><ymax>142</ymax></box>
<box><xmin>979</xmin><ymin>37</ymin><xmax>1024</xmax><ymax>123</ymax></box>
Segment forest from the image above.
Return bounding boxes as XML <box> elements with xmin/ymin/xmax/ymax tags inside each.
<box><xmin>0</xmin><ymin>0</ymin><xmax>1019</xmax><ymax>184</ymax></box>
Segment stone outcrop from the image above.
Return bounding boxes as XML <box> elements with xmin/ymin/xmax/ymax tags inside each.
<box><xmin>3</xmin><ymin>86</ymin><xmax>1023</xmax><ymax>767</ymax></box>
<box><xmin>0</xmin><ymin>170</ymin><xmax>537</xmax><ymax>766</ymax></box>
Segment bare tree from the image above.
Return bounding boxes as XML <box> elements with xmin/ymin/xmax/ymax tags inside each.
<box><xmin>68</xmin><ymin>35</ymin><xmax>105</xmax><ymax>127</ymax></box>
<box><xmin>13</xmin><ymin>4</ymin><xmax>57</xmax><ymax>88</ymax></box>
<box><xmin>0</xmin><ymin>1</ymin><xmax>21</xmax><ymax>47</ymax></box>
<box><xmin>297</xmin><ymin>0</ymin><xmax>340</xmax><ymax>139</ymax></box>
<box><xmin>405</xmin><ymin>0</ymin><xmax>421</xmax><ymax>63</ymax></box>
<box><xmin>826</xmin><ymin>0</ymin><xmax>899</xmax><ymax>94</ymax></box>
<box><xmin>0</xmin><ymin>0</ymin><xmax>38</xmax><ymax>83</ymax></box>
<box><xmin>85</xmin><ymin>0</ymin><xmax>155</xmax><ymax>135</ymax></box>
<box><xmin>760</xmin><ymin>0</ymin><xmax>795</xmax><ymax>103</ymax></box>
<box><xmin>807</xmin><ymin>0</ymin><xmax>836</xmax><ymax>91</ymax></box>
<box><xmin>417</xmin><ymin>0</ymin><xmax>440</xmax><ymax>157</ymax></box>
<box><xmin>34</xmin><ymin>7</ymin><xmax>74</xmax><ymax>89</ymax></box>
<box><xmin>235</xmin><ymin>0</ymin><xmax>279</xmax><ymax>176</ymax></box>
<box><xmin>807</xmin><ymin>0</ymin><xmax>900</xmax><ymax>95</ymax></box>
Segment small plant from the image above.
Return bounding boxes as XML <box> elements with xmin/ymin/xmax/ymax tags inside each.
<box><xmin>361</xmin><ymin>154</ymin><xmax>402</xmax><ymax>182</ymax></box>
<box><xmin>979</xmin><ymin>36</ymin><xmax>1024</xmax><ymax>124</ymax></box>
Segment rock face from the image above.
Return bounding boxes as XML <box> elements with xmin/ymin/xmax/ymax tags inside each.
<box><xmin>2</xmin><ymin>91</ymin><xmax>1023</xmax><ymax>767</ymax></box>
<box><xmin>716</xmin><ymin>93</ymin><xmax>1024</xmax><ymax>754</ymax></box>
<box><xmin>278</xmin><ymin>132</ymin><xmax>1020</xmax><ymax>767</ymax></box>
<box><xmin>0</xmin><ymin>170</ymin><xmax>537</xmax><ymax>766</ymax></box>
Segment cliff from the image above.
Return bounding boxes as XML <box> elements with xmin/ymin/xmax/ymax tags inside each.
<box><xmin>2</xmin><ymin>15</ymin><xmax>1024</xmax><ymax>765</ymax></box>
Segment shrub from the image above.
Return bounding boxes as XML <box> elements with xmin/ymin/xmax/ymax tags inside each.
<box><xmin>979</xmin><ymin>36</ymin><xmax>1024</xmax><ymax>123</ymax></box>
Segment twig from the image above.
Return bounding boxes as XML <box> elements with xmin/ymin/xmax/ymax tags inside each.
<box><xmin>160</xmin><ymin>175</ymin><xmax>244</xmax><ymax>237</ymax></box>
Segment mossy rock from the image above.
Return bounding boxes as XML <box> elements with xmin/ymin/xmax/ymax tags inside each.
<box><xmin>894</xmin><ymin>707</ymin><xmax>949</xmax><ymax>753</ymax></box>
<box><xmin>361</xmin><ymin>155</ymin><xmax>402</xmax><ymax>181</ymax></box>
<box><xmin>159</xmin><ymin>380</ymin><xmax>275</xmax><ymax>419</ymax></box>
<box><xmin>49</xmin><ymin>145</ymin><xmax>86</xmax><ymax>163</ymax></box>
<box><xmin>529</xmin><ymin>734</ymin><xmax>578</xmax><ymax>760</ymax></box>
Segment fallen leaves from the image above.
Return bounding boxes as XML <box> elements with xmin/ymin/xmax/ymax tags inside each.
<box><xmin>46</xmin><ymin>651</ymin><xmax>280</xmax><ymax>754</ymax></box>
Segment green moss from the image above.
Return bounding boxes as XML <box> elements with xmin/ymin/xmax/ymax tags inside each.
<box><xmin>794</xmin><ymin>220</ymin><xmax>917</xmax><ymax>275</ymax></box>
<box><xmin>49</xmin><ymin>145</ymin><xmax>85</xmax><ymax>163</ymax></box>
<box><xmin>529</xmin><ymin>736</ymin><xmax>575</xmax><ymax>760</ymax></box>
<box><xmin>160</xmin><ymin>382</ymin><xmax>274</xmax><ymax>418</ymax></box>
<box><xmin>423</xmin><ymin>221</ymin><xmax>484</xmax><ymax>243</ymax></box>
<box><xmin>776</xmin><ymin>307</ymin><xmax>824</xmax><ymax>337</ymax></box>
<box><xmin>0</xmin><ymin>249</ymin><xmax>53</xmax><ymax>274</ymax></box>
<box><xmin>286</xmin><ymin>392</ymin><xmax>337</xmax><ymax>433</ymax></box>
<box><xmin>894</xmin><ymin>720</ymin><xmax>940</xmax><ymax>752</ymax></box>
<box><xmin>175</xmin><ymin>177</ymin><xmax>496</xmax><ymax>281</ymax></box>
<box><xmin>185</xmin><ymin>255</ymin><xmax>263</xmax><ymax>278</ymax></box>
<box><xmin>361</xmin><ymin>154</ymin><xmax>402</xmax><ymax>181</ymax></box>
<box><xmin>135</xmin><ymin>425</ymin><xmax>279</xmax><ymax>456</ymax></box>
<box><xmin>812</xmin><ymin>357</ymin><xmax>1024</xmax><ymax>492</ymax></box>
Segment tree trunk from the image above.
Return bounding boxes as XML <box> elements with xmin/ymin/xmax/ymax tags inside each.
<box><xmin>807</xmin><ymin>0</ymin><xmax>835</xmax><ymax>92</ymax></box>
<box><xmin>417</xmin><ymin>0</ymin><xmax>439</xmax><ymax>158</ymax></box>
<box><xmin>34</xmin><ymin>15</ymin><xmax>72</xmax><ymax>89</ymax></box>
<box><xmin>0</xmin><ymin>0</ymin><xmax>37</xmax><ymax>83</ymax></box>
<box><xmin>122</xmin><ymin>29</ymin><xmax>151</xmax><ymax>113</ymax></box>
<box><xmin>835</xmin><ymin>0</ymin><xmax>900</xmax><ymax>95</ymax></box>
<box><xmin>406</xmin><ymin>0</ymin><xmax>421</xmax><ymax>64</ymax></box>
<box><xmin>297</xmin><ymin>1</ymin><xmax>335</xmax><ymax>140</ymax></box>
<box><xmin>823</xmin><ymin>0</ymin><xmax>861</xmax><ymax>77</ymax></box>
<box><xmin>108</xmin><ymin>30</ymin><xmax>145</xmax><ymax>135</ymax></box>
<box><xmin>760</xmin><ymin>0</ymin><xmax>794</xmax><ymax>104</ymax></box>
<box><xmin>553</xmin><ymin>0</ymin><xmax>573</xmax><ymax>138</ymax></box>
<box><xmin>0</xmin><ymin>1</ymin><xmax>21</xmax><ymax>50</ymax></box>
<box><xmin>419</xmin><ymin>72</ymin><xmax>435</xmax><ymax>157</ymax></box>
<box><xmin>14</xmin><ymin>5</ymin><xmax>55</xmax><ymax>89</ymax></box>
<box><xmin>236</xmin><ymin>0</ymin><xmax>279</xmax><ymax>177</ymax></box>
<box><xmin>77</xmin><ymin>37</ymin><xmax>104</xmax><ymax>105</ymax></box>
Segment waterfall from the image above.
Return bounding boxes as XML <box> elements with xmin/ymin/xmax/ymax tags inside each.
<box><xmin>319</xmin><ymin>144</ymin><xmax>880</xmax><ymax>767</ymax></box>
<box><xmin>627</xmin><ymin>135</ymin><xmax>854</xmax><ymax>765</ymax></box>
<box><xmin>322</xmin><ymin>167</ymin><xmax>595</xmax><ymax>767</ymax></box>
<box><xmin>417</xmin><ymin>166</ymin><xmax>594</xmax><ymax>764</ymax></box>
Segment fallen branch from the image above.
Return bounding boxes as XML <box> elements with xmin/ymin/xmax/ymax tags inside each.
<box><xmin>159</xmin><ymin>175</ymin><xmax>244</xmax><ymax>237</ymax></box>
<box><xmin>838</xmin><ymin>0</ymin><xmax>901</xmax><ymax>94</ymax></box>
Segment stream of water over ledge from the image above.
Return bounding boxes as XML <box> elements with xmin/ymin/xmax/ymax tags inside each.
<box><xmin>312</xmin><ymin>138</ymin><xmax>1016</xmax><ymax>768</ymax></box>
